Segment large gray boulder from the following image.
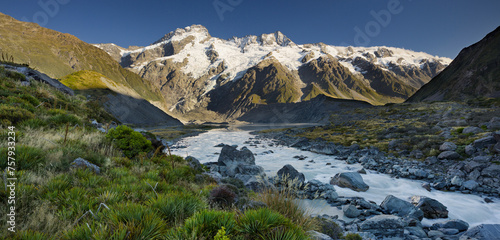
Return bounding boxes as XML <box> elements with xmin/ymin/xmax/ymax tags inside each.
<box><xmin>438</xmin><ymin>151</ymin><xmax>461</xmax><ymax>160</ymax></box>
<box><xmin>461</xmin><ymin>224</ymin><xmax>500</xmax><ymax>240</ymax></box>
<box><xmin>343</xmin><ymin>204</ymin><xmax>361</xmax><ymax>218</ymax></box>
<box><xmin>380</xmin><ymin>195</ymin><xmax>424</xmax><ymax>220</ymax></box>
<box><xmin>440</xmin><ymin>142</ymin><xmax>457</xmax><ymax>151</ymax></box>
<box><xmin>70</xmin><ymin>158</ymin><xmax>100</xmax><ymax>174</ymax></box>
<box><xmin>218</xmin><ymin>145</ymin><xmax>255</xmax><ymax>166</ymax></box>
<box><xmin>185</xmin><ymin>156</ymin><xmax>203</xmax><ymax>171</ymax></box>
<box><xmin>277</xmin><ymin>164</ymin><xmax>305</xmax><ymax>185</ymax></box>
<box><xmin>410</xmin><ymin>196</ymin><xmax>448</xmax><ymax>219</ymax></box>
<box><xmin>330</xmin><ymin>172</ymin><xmax>369</xmax><ymax>192</ymax></box>
<box><xmin>234</xmin><ymin>174</ymin><xmax>271</xmax><ymax>192</ymax></box>
<box><xmin>473</xmin><ymin>136</ymin><xmax>497</xmax><ymax>149</ymax></box>
<box><xmin>360</xmin><ymin>215</ymin><xmax>405</xmax><ymax>238</ymax></box>
<box><xmin>307</xmin><ymin>230</ymin><xmax>333</xmax><ymax>240</ymax></box>
<box><xmin>432</xmin><ymin>219</ymin><xmax>469</xmax><ymax>232</ymax></box>
<box><xmin>488</xmin><ymin>117</ymin><xmax>500</xmax><ymax>130</ymax></box>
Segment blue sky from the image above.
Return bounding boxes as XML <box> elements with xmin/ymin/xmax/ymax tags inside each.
<box><xmin>2</xmin><ymin>0</ymin><xmax>499</xmax><ymax>58</ymax></box>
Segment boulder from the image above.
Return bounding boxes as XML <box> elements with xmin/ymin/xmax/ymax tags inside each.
<box><xmin>218</xmin><ymin>145</ymin><xmax>255</xmax><ymax>166</ymax></box>
<box><xmin>473</xmin><ymin>136</ymin><xmax>497</xmax><ymax>149</ymax></box>
<box><xmin>463</xmin><ymin>180</ymin><xmax>479</xmax><ymax>190</ymax></box>
<box><xmin>481</xmin><ymin>165</ymin><xmax>500</xmax><ymax>178</ymax></box>
<box><xmin>462</xmin><ymin>126</ymin><xmax>483</xmax><ymax>134</ymax></box>
<box><xmin>461</xmin><ymin>224</ymin><xmax>500</xmax><ymax>240</ymax></box>
<box><xmin>330</xmin><ymin>172</ymin><xmax>369</xmax><ymax>192</ymax></box>
<box><xmin>432</xmin><ymin>219</ymin><xmax>469</xmax><ymax>232</ymax></box>
<box><xmin>70</xmin><ymin>158</ymin><xmax>100</xmax><ymax>174</ymax></box>
<box><xmin>410</xmin><ymin>196</ymin><xmax>448</xmax><ymax>219</ymax></box>
<box><xmin>488</xmin><ymin>117</ymin><xmax>500</xmax><ymax>130</ymax></box>
<box><xmin>307</xmin><ymin>230</ymin><xmax>333</xmax><ymax>240</ymax></box>
<box><xmin>343</xmin><ymin>204</ymin><xmax>361</xmax><ymax>218</ymax></box>
<box><xmin>440</xmin><ymin>142</ymin><xmax>457</xmax><ymax>151</ymax></box>
<box><xmin>185</xmin><ymin>156</ymin><xmax>203</xmax><ymax>171</ymax></box>
<box><xmin>380</xmin><ymin>195</ymin><xmax>424</xmax><ymax>220</ymax></box>
<box><xmin>234</xmin><ymin>174</ymin><xmax>270</xmax><ymax>192</ymax></box>
<box><xmin>465</xmin><ymin>144</ymin><xmax>476</xmax><ymax>156</ymax></box>
<box><xmin>406</xmin><ymin>226</ymin><xmax>427</xmax><ymax>238</ymax></box>
<box><xmin>277</xmin><ymin>164</ymin><xmax>305</xmax><ymax>185</ymax></box>
<box><xmin>438</xmin><ymin>151</ymin><xmax>461</xmax><ymax>160</ymax></box>
<box><xmin>451</xmin><ymin>175</ymin><xmax>464</xmax><ymax>186</ymax></box>
<box><xmin>359</xmin><ymin>215</ymin><xmax>405</xmax><ymax>238</ymax></box>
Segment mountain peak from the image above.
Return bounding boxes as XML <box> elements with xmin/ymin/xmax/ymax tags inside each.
<box><xmin>153</xmin><ymin>24</ymin><xmax>210</xmax><ymax>45</ymax></box>
<box><xmin>229</xmin><ymin>30</ymin><xmax>295</xmax><ymax>49</ymax></box>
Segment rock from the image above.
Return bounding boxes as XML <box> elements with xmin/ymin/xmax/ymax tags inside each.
<box><xmin>360</xmin><ymin>215</ymin><xmax>405</xmax><ymax>238</ymax></box>
<box><xmin>406</xmin><ymin>226</ymin><xmax>427</xmax><ymax>238</ymax></box>
<box><xmin>461</xmin><ymin>224</ymin><xmax>500</xmax><ymax>240</ymax></box>
<box><xmin>330</xmin><ymin>172</ymin><xmax>369</xmax><ymax>192</ymax></box>
<box><xmin>432</xmin><ymin>219</ymin><xmax>469</xmax><ymax>232</ymax></box>
<box><xmin>425</xmin><ymin>156</ymin><xmax>438</xmax><ymax>164</ymax></box>
<box><xmin>438</xmin><ymin>151</ymin><xmax>461</xmax><ymax>160</ymax></box>
<box><xmin>464</xmin><ymin>161</ymin><xmax>486</xmax><ymax>173</ymax></box>
<box><xmin>463</xmin><ymin>180</ymin><xmax>479</xmax><ymax>190</ymax></box>
<box><xmin>307</xmin><ymin>230</ymin><xmax>333</xmax><ymax>240</ymax></box>
<box><xmin>422</xmin><ymin>183</ymin><xmax>431</xmax><ymax>192</ymax></box>
<box><xmin>410</xmin><ymin>196</ymin><xmax>448</xmax><ymax>219</ymax></box>
<box><xmin>465</xmin><ymin>144</ymin><xmax>476</xmax><ymax>156</ymax></box>
<box><xmin>427</xmin><ymin>230</ymin><xmax>444</xmax><ymax>238</ymax></box>
<box><xmin>440</xmin><ymin>142</ymin><xmax>458</xmax><ymax>151</ymax></box>
<box><xmin>380</xmin><ymin>195</ymin><xmax>424</xmax><ymax>220</ymax></box>
<box><xmin>218</xmin><ymin>145</ymin><xmax>255</xmax><ymax>166</ymax></box>
<box><xmin>441</xmin><ymin>228</ymin><xmax>460</xmax><ymax>235</ymax></box>
<box><xmin>473</xmin><ymin>136</ymin><xmax>497</xmax><ymax>149</ymax></box>
<box><xmin>277</xmin><ymin>164</ymin><xmax>305</xmax><ymax>185</ymax></box>
<box><xmin>463</xmin><ymin>126</ymin><xmax>483</xmax><ymax>134</ymax></box>
<box><xmin>185</xmin><ymin>156</ymin><xmax>203</xmax><ymax>171</ymax></box>
<box><xmin>70</xmin><ymin>158</ymin><xmax>100</xmax><ymax>174</ymax></box>
<box><xmin>481</xmin><ymin>165</ymin><xmax>500</xmax><ymax>178</ymax></box>
<box><xmin>343</xmin><ymin>204</ymin><xmax>361</xmax><ymax>218</ymax></box>
<box><xmin>473</xmin><ymin>155</ymin><xmax>492</xmax><ymax>162</ymax></box>
<box><xmin>488</xmin><ymin>117</ymin><xmax>500</xmax><ymax>130</ymax></box>
<box><xmin>451</xmin><ymin>175</ymin><xmax>464</xmax><ymax>186</ymax></box>
<box><xmin>234</xmin><ymin>174</ymin><xmax>270</xmax><ymax>192</ymax></box>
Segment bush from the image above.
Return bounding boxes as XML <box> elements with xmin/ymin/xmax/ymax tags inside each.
<box><xmin>0</xmin><ymin>105</ymin><xmax>35</xmax><ymax>125</ymax></box>
<box><xmin>0</xmin><ymin>146</ymin><xmax>46</xmax><ymax>171</ymax></box>
<box><xmin>149</xmin><ymin>193</ymin><xmax>207</xmax><ymax>226</ymax></box>
<box><xmin>20</xmin><ymin>118</ymin><xmax>47</xmax><ymax>128</ymax></box>
<box><xmin>237</xmin><ymin>208</ymin><xmax>303</xmax><ymax>239</ymax></box>
<box><xmin>47</xmin><ymin>114</ymin><xmax>81</xmax><ymax>126</ymax></box>
<box><xmin>106</xmin><ymin>126</ymin><xmax>153</xmax><ymax>158</ymax></box>
<box><xmin>170</xmin><ymin>210</ymin><xmax>236</xmax><ymax>239</ymax></box>
<box><xmin>209</xmin><ymin>185</ymin><xmax>237</xmax><ymax>207</ymax></box>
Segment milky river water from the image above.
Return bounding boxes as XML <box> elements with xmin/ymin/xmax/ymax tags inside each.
<box><xmin>170</xmin><ymin>128</ymin><xmax>500</xmax><ymax>227</ymax></box>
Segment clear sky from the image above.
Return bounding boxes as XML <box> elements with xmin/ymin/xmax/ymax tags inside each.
<box><xmin>2</xmin><ymin>0</ymin><xmax>499</xmax><ymax>59</ymax></box>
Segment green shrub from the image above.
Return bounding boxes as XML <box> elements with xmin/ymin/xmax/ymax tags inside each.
<box><xmin>47</xmin><ymin>109</ymin><xmax>67</xmax><ymax>115</ymax></box>
<box><xmin>47</xmin><ymin>114</ymin><xmax>81</xmax><ymax>126</ymax></box>
<box><xmin>106</xmin><ymin>125</ymin><xmax>153</xmax><ymax>158</ymax></box>
<box><xmin>19</xmin><ymin>94</ymin><xmax>40</xmax><ymax>106</ymax></box>
<box><xmin>0</xmin><ymin>105</ymin><xmax>35</xmax><ymax>125</ymax></box>
<box><xmin>12</xmin><ymin>230</ymin><xmax>52</xmax><ymax>240</ymax></box>
<box><xmin>214</xmin><ymin>227</ymin><xmax>230</xmax><ymax>240</ymax></box>
<box><xmin>107</xmin><ymin>203</ymin><xmax>168</xmax><ymax>240</ymax></box>
<box><xmin>161</xmin><ymin>165</ymin><xmax>196</xmax><ymax>184</ymax></box>
<box><xmin>149</xmin><ymin>193</ymin><xmax>207</xmax><ymax>226</ymax></box>
<box><xmin>171</xmin><ymin>210</ymin><xmax>236</xmax><ymax>239</ymax></box>
<box><xmin>0</xmin><ymin>146</ymin><xmax>46</xmax><ymax>171</ymax></box>
<box><xmin>237</xmin><ymin>208</ymin><xmax>294</xmax><ymax>239</ymax></box>
<box><xmin>20</xmin><ymin>118</ymin><xmax>47</xmax><ymax>128</ymax></box>
<box><xmin>343</xmin><ymin>233</ymin><xmax>362</xmax><ymax>240</ymax></box>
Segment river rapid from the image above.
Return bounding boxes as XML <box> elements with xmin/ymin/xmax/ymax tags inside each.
<box><xmin>169</xmin><ymin>126</ymin><xmax>500</xmax><ymax>228</ymax></box>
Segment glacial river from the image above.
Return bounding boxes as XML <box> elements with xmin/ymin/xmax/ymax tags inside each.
<box><xmin>170</xmin><ymin>127</ymin><xmax>500</xmax><ymax>227</ymax></box>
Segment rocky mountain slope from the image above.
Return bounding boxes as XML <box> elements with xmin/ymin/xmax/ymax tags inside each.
<box><xmin>0</xmin><ymin>12</ymin><xmax>181</xmax><ymax>126</ymax></box>
<box><xmin>96</xmin><ymin>25</ymin><xmax>451</xmax><ymax>121</ymax></box>
<box><xmin>408</xmin><ymin>26</ymin><xmax>500</xmax><ymax>102</ymax></box>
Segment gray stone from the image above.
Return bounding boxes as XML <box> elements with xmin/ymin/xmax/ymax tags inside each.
<box><xmin>70</xmin><ymin>158</ymin><xmax>100</xmax><ymax>174</ymax></box>
<box><xmin>323</xmin><ymin>190</ymin><xmax>339</xmax><ymax>201</ymax></box>
<box><xmin>461</xmin><ymin>224</ymin><xmax>500</xmax><ymax>240</ymax></box>
<box><xmin>438</xmin><ymin>151</ymin><xmax>461</xmax><ymax>160</ymax></box>
<box><xmin>473</xmin><ymin>136</ymin><xmax>497</xmax><ymax>149</ymax></box>
<box><xmin>411</xmin><ymin>196</ymin><xmax>448</xmax><ymax>219</ymax></box>
<box><xmin>218</xmin><ymin>145</ymin><xmax>255</xmax><ymax>167</ymax></box>
<box><xmin>185</xmin><ymin>156</ymin><xmax>203</xmax><ymax>171</ymax></box>
<box><xmin>406</xmin><ymin>226</ymin><xmax>427</xmax><ymax>238</ymax></box>
<box><xmin>451</xmin><ymin>175</ymin><xmax>464</xmax><ymax>186</ymax></box>
<box><xmin>488</xmin><ymin>117</ymin><xmax>500</xmax><ymax>130</ymax></box>
<box><xmin>307</xmin><ymin>230</ymin><xmax>333</xmax><ymax>240</ymax></box>
<box><xmin>330</xmin><ymin>172</ymin><xmax>369</xmax><ymax>192</ymax></box>
<box><xmin>427</xmin><ymin>230</ymin><xmax>445</xmax><ymax>238</ymax></box>
<box><xmin>440</xmin><ymin>142</ymin><xmax>458</xmax><ymax>151</ymax></box>
<box><xmin>380</xmin><ymin>195</ymin><xmax>424</xmax><ymax>220</ymax></box>
<box><xmin>277</xmin><ymin>164</ymin><xmax>305</xmax><ymax>185</ymax></box>
<box><xmin>464</xmin><ymin>161</ymin><xmax>486</xmax><ymax>173</ymax></box>
<box><xmin>462</xmin><ymin>126</ymin><xmax>483</xmax><ymax>134</ymax></box>
<box><xmin>465</xmin><ymin>144</ymin><xmax>476</xmax><ymax>156</ymax></box>
<box><xmin>234</xmin><ymin>174</ymin><xmax>270</xmax><ymax>192</ymax></box>
<box><xmin>360</xmin><ymin>215</ymin><xmax>405</xmax><ymax>238</ymax></box>
<box><xmin>481</xmin><ymin>165</ymin><xmax>500</xmax><ymax>178</ymax></box>
<box><xmin>343</xmin><ymin>204</ymin><xmax>361</xmax><ymax>218</ymax></box>
<box><xmin>463</xmin><ymin>180</ymin><xmax>479</xmax><ymax>190</ymax></box>
<box><xmin>441</xmin><ymin>228</ymin><xmax>460</xmax><ymax>235</ymax></box>
<box><xmin>432</xmin><ymin>219</ymin><xmax>469</xmax><ymax>232</ymax></box>
<box><xmin>473</xmin><ymin>155</ymin><xmax>492</xmax><ymax>162</ymax></box>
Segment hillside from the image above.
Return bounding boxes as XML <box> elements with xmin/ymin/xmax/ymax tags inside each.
<box><xmin>408</xmin><ymin>26</ymin><xmax>500</xmax><ymax>102</ymax></box>
<box><xmin>0</xmin><ymin>12</ymin><xmax>176</xmax><ymax>124</ymax></box>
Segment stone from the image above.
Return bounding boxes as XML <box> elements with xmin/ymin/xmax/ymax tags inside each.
<box><xmin>427</xmin><ymin>230</ymin><xmax>444</xmax><ymax>238</ymax></box>
<box><xmin>277</xmin><ymin>164</ymin><xmax>305</xmax><ymax>184</ymax></box>
<box><xmin>461</xmin><ymin>224</ymin><xmax>500</xmax><ymax>240</ymax></box>
<box><xmin>464</xmin><ymin>161</ymin><xmax>486</xmax><ymax>173</ymax></box>
<box><xmin>422</xmin><ymin>183</ymin><xmax>431</xmax><ymax>192</ymax></box>
<box><xmin>488</xmin><ymin>117</ymin><xmax>500</xmax><ymax>130</ymax></box>
<box><xmin>410</xmin><ymin>196</ymin><xmax>448</xmax><ymax>219</ymax></box>
<box><xmin>463</xmin><ymin>180</ymin><xmax>479</xmax><ymax>190</ymax></box>
<box><xmin>380</xmin><ymin>195</ymin><xmax>424</xmax><ymax>220</ymax></box>
<box><xmin>440</xmin><ymin>142</ymin><xmax>458</xmax><ymax>151</ymax></box>
<box><xmin>343</xmin><ymin>204</ymin><xmax>361</xmax><ymax>218</ymax></box>
<box><xmin>307</xmin><ymin>230</ymin><xmax>333</xmax><ymax>240</ymax></box>
<box><xmin>481</xmin><ymin>165</ymin><xmax>500</xmax><ymax>178</ymax></box>
<box><xmin>360</xmin><ymin>215</ymin><xmax>405</xmax><ymax>238</ymax></box>
<box><xmin>462</xmin><ymin>126</ymin><xmax>483</xmax><ymax>134</ymax></box>
<box><xmin>185</xmin><ymin>156</ymin><xmax>203</xmax><ymax>171</ymax></box>
<box><xmin>451</xmin><ymin>175</ymin><xmax>464</xmax><ymax>186</ymax></box>
<box><xmin>218</xmin><ymin>145</ymin><xmax>255</xmax><ymax>166</ymax></box>
<box><xmin>432</xmin><ymin>219</ymin><xmax>469</xmax><ymax>232</ymax></box>
<box><xmin>234</xmin><ymin>174</ymin><xmax>270</xmax><ymax>192</ymax></box>
<box><xmin>441</xmin><ymin>228</ymin><xmax>460</xmax><ymax>235</ymax></box>
<box><xmin>70</xmin><ymin>158</ymin><xmax>100</xmax><ymax>174</ymax></box>
<box><xmin>473</xmin><ymin>136</ymin><xmax>497</xmax><ymax>149</ymax></box>
<box><xmin>473</xmin><ymin>155</ymin><xmax>492</xmax><ymax>162</ymax></box>
<box><xmin>465</xmin><ymin>144</ymin><xmax>476</xmax><ymax>156</ymax></box>
<box><xmin>438</xmin><ymin>151</ymin><xmax>461</xmax><ymax>160</ymax></box>
<box><xmin>406</xmin><ymin>226</ymin><xmax>427</xmax><ymax>238</ymax></box>
<box><xmin>330</xmin><ymin>172</ymin><xmax>369</xmax><ymax>192</ymax></box>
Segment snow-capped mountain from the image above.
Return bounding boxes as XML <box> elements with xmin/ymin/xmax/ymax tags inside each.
<box><xmin>95</xmin><ymin>25</ymin><xmax>452</xmax><ymax>121</ymax></box>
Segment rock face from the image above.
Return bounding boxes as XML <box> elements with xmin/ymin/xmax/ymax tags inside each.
<box><xmin>380</xmin><ymin>195</ymin><xmax>424</xmax><ymax>220</ymax></box>
<box><xmin>277</xmin><ymin>164</ymin><xmax>305</xmax><ymax>184</ymax></box>
<box><xmin>70</xmin><ymin>158</ymin><xmax>100</xmax><ymax>174</ymax></box>
<box><xmin>330</xmin><ymin>172</ymin><xmax>369</xmax><ymax>192</ymax></box>
<box><xmin>461</xmin><ymin>224</ymin><xmax>500</xmax><ymax>240</ymax></box>
<box><xmin>410</xmin><ymin>196</ymin><xmax>448</xmax><ymax>219</ymax></box>
<box><xmin>360</xmin><ymin>215</ymin><xmax>405</xmax><ymax>238</ymax></box>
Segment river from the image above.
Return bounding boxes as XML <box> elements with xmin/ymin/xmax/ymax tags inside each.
<box><xmin>170</xmin><ymin>127</ymin><xmax>500</xmax><ymax>227</ymax></box>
